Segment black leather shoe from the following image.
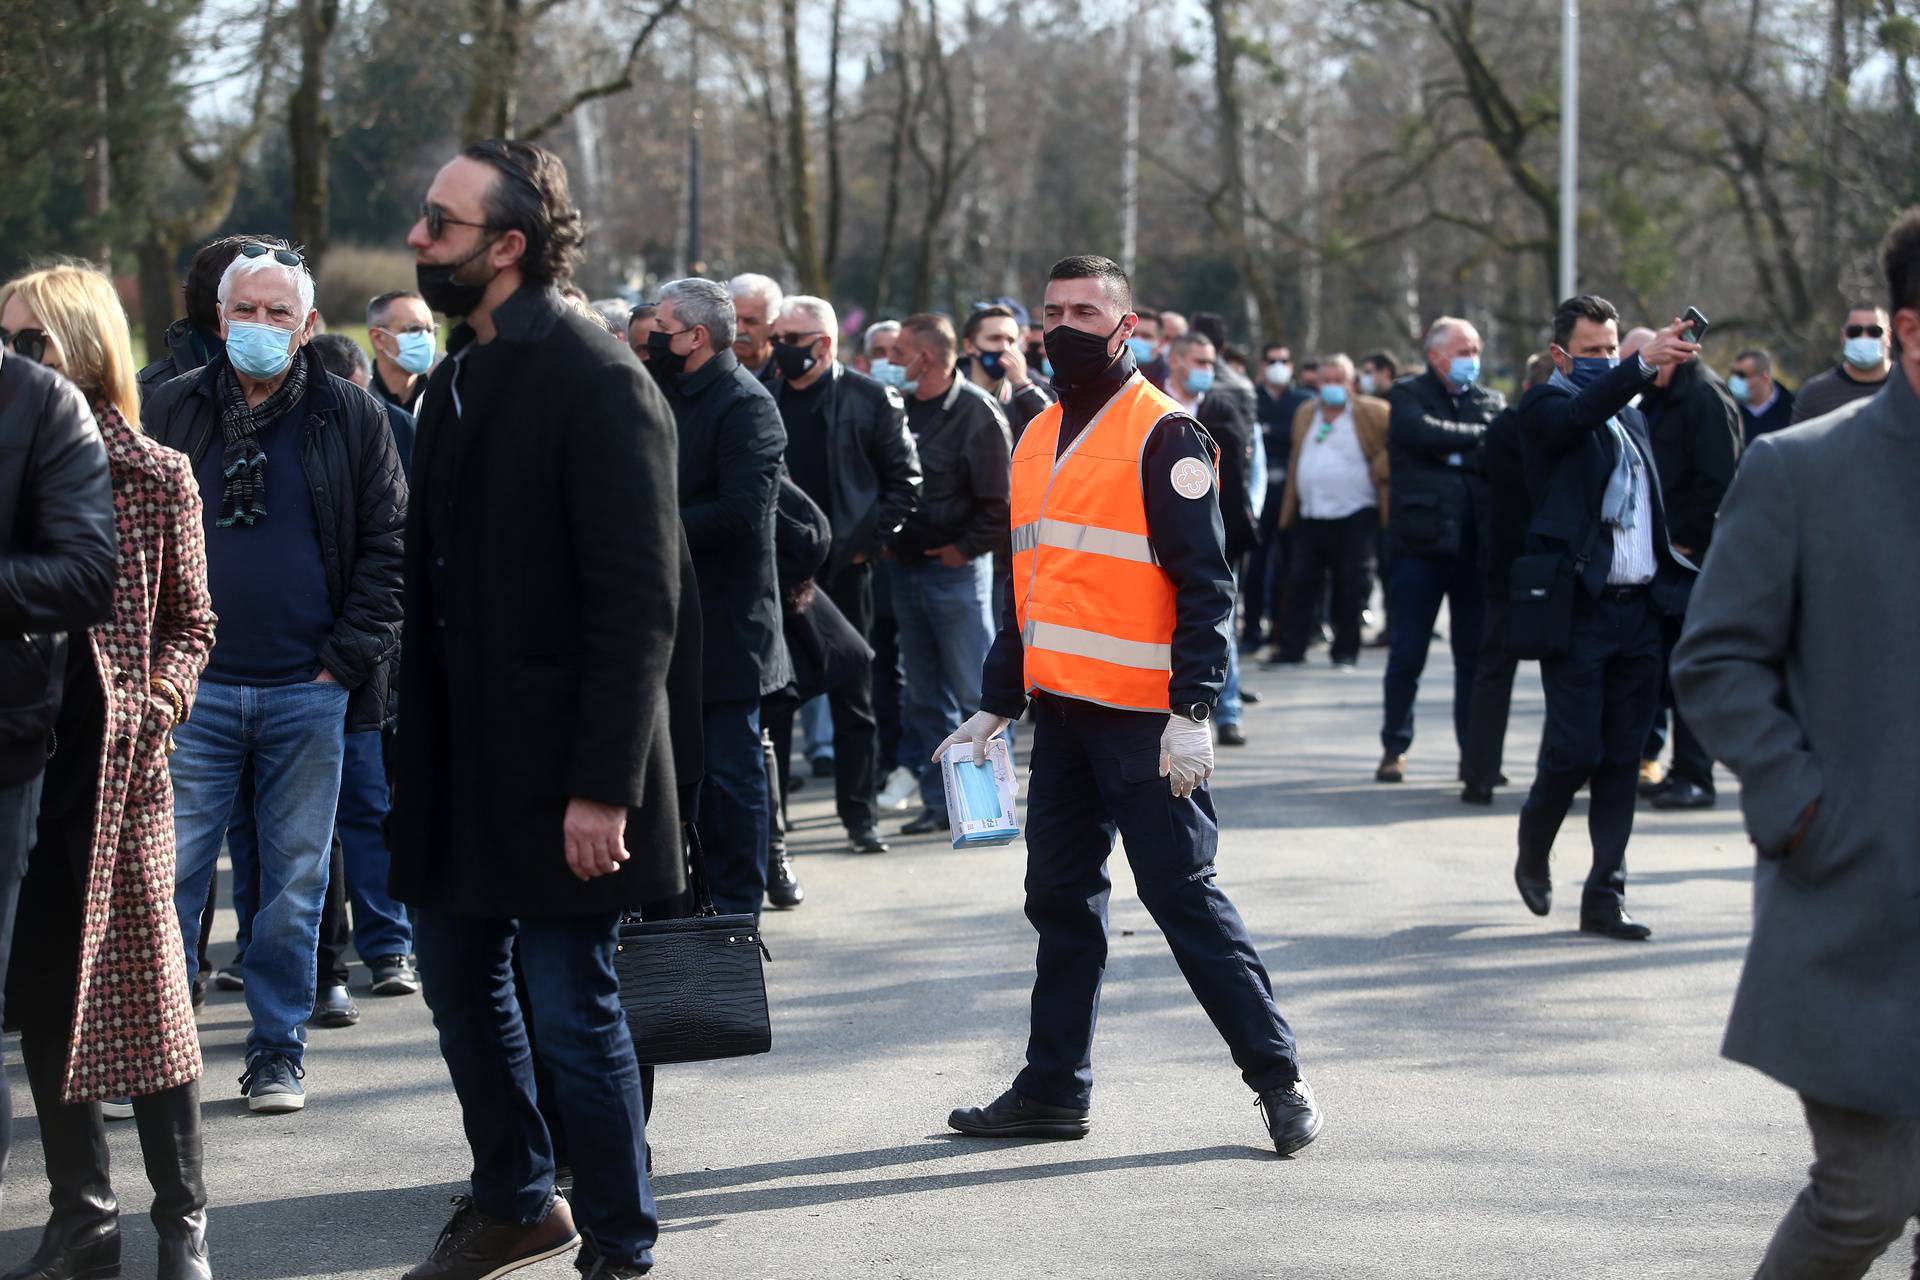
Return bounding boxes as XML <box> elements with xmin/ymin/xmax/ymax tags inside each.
<box><xmin>1240</xmin><ymin>688</ymin><xmax>1262</xmax><ymax>705</ymax></box>
<box><xmin>1460</xmin><ymin>786</ymin><xmax>1493</xmax><ymax>806</ymax></box>
<box><xmin>1514</xmin><ymin>854</ymin><xmax>1552</xmax><ymax>917</ymax></box>
<box><xmin>1650</xmin><ymin>780</ymin><xmax>1716</xmax><ymax>810</ymax></box>
<box><xmin>1257</xmin><ymin>1079</ymin><xmax>1322</xmax><ymax>1157</ymax></box>
<box><xmin>1217</xmin><ymin>723</ymin><xmax>1247</xmax><ymax>747</ymax></box>
<box><xmin>1457</xmin><ymin>763</ymin><xmax>1509</xmax><ymax>786</ymax></box>
<box><xmin>847</xmin><ymin>827</ymin><xmax>890</xmax><ymax>854</ymax></box>
<box><xmin>948</xmin><ymin>1089</ymin><xmax>1090</xmax><ymax>1139</ymax></box>
<box><xmin>766</xmin><ymin>849</ymin><xmax>805</xmax><ymax>909</ymax></box>
<box><xmin>312</xmin><ymin>983</ymin><xmax>360</xmax><ymax>1028</ymax></box>
<box><xmin>1580</xmin><ymin>905</ymin><xmax>1653</xmax><ymax>941</ymax></box>
<box><xmin>900</xmin><ymin>810</ymin><xmax>947</xmax><ymax>836</ymax></box>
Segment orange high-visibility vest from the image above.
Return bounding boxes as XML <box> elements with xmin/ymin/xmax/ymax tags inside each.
<box><xmin>1010</xmin><ymin>373</ymin><xmax>1209</xmax><ymax>713</ymax></box>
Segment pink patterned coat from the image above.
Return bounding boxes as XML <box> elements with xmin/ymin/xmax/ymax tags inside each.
<box><xmin>59</xmin><ymin>404</ymin><xmax>215</xmax><ymax>1103</ymax></box>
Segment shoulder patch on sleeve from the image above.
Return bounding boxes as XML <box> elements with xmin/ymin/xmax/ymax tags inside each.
<box><xmin>1170</xmin><ymin>457</ymin><xmax>1213</xmax><ymax>500</ymax></box>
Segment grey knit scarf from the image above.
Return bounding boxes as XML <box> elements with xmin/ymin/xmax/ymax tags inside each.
<box><xmin>215</xmin><ymin>349</ymin><xmax>307</xmax><ymax>527</ymax></box>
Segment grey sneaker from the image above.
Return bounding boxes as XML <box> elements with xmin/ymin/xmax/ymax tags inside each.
<box><xmin>240</xmin><ymin>1053</ymin><xmax>305</xmax><ymax>1114</ymax></box>
<box><xmin>368</xmin><ymin>953</ymin><xmax>422</xmax><ymax>996</ymax></box>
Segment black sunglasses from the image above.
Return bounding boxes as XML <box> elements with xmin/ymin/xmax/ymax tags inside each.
<box><xmin>419</xmin><ymin>202</ymin><xmax>500</xmax><ymax>243</ymax></box>
<box><xmin>240</xmin><ymin>242</ymin><xmax>304</xmax><ymax>268</ymax></box>
<box><xmin>0</xmin><ymin>327</ymin><xmax>49</xmax><ymax>364</ymax></box>
<box><xmin>1845</xmin><ymin>324</ymin><xmax>1885</xmax><ymax>339</ymax></box>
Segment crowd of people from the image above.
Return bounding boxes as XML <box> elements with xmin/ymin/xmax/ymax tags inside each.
<box><xmin>0</xmin><ymin>133</ymin><xmax>1911</xmax><ymax>1279</ymax></box>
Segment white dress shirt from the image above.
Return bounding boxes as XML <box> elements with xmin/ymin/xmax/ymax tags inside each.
<box><xmin>1295</xmin><ymin>407</ymin><xmax>1377</xmax><ymax>521</ymax></box>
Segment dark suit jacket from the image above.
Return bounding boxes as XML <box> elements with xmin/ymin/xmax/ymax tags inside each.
<box><xmin>1481</xmin><ymin>405</ymin><xmax>1528</xmax><ymax>595</ymax></box>
<box><xmin>1196</xmin><ymin>389</ymin><xmax>1258</xmax><ymax>561</ymax></box>
<box><xmin>387</xmin><ymin>285</ymin><xmax>684</xmax><ymax>916</ymax></box>
<box><xmin>1516</xmin><ymin>360</ymin><xmax>1695</xmax><ymax>618</ymax></box>
<box><xmin>663</xmin><ymin>349</ymin><xmax>792</xmax><ymax>704</ymax></box>
<box><xmin>1673</xmin><ymin>370</ymin><xmax>1920</xmax><ymax>1118</ymax></box>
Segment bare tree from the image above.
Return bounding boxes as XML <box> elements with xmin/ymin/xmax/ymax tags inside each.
<box><xmin>290</xmin><ymin>0</ymin><xmax>341</xmax><ymax>273</ymax></box>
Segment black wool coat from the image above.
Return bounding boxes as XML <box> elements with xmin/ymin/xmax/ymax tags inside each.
<box><xmin>386</xmin><ymin>286</ymin><xmax>685</xmax><ymax>916</ymax></box>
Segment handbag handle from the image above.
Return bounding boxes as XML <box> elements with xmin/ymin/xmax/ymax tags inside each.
<box><xmin>683</xmin><ymin>821</ymin><xmax>720</xmax><ymax>918</ymax></box>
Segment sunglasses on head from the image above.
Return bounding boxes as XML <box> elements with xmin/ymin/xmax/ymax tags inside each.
<box><xmin>1845</xmin><ymin>324</ymin><xmax>1885</xmax><ymax>339</ymax></box>
<box><xmin>0</xmin><ymin>327</ymin><xmax>49</xmax><ymax>364</ymax></box>
<box><xmin>419</xmin><ymin>202</ymin><xmax>501</xmax><ymax>243</ymax></box>
<box><xmin>240</xmin><ymin>242</ymin><xmax>304</xmax><ymax>268</ymax></box>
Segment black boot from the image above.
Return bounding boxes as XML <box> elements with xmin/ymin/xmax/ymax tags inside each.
<box><xmin>3</xmin><ymin>1033</ymin><xmax>121</xmax><ymax>1280</ymax></box>
<box><xmin>132</xmin><ymin>1082</ymin><xmax>210</xmax><ymax>1280</ymax></box>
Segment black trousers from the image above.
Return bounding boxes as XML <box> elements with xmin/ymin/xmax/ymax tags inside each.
<box><xmin>1644</xmin><ymin>614</ymin><xmax>1715</xmax><ymax>789</ymax></box>
<box><xmin>1461</xmin><ymin>595</ymin><xmax>1523</xmax><ymax>791</ymax></box>
<box><xmin>1517</xmin><ymin>591</ymin><xmax>1665</xmax><ymax>910</ymax></box>
<box><xmin>1277</xmin><ymin>509</ymin><xmax>1377</xmax><ymax>664</ymax></box>
<box><xmin>822</xmin><ymin>561</ymin><xmax>880</xmax><ymax>832</ymax></box>
<box><xmin>1013</xmin><ymin>696</ymin><xmax>1299</xmax><ymax>1110</ymax></box>
<box><xmin>1241</xmin><ymin>496</ymin><xmax>1284</xmax><ymax>649</ymax></box>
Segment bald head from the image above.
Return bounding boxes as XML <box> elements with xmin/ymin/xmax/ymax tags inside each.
<box><xmin>1620</xmin><ymin>327</ymin><xmax>1658</xmax><ymax>360</ymax></box>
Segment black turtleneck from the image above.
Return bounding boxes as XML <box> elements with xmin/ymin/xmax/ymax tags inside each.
<box><xmin>978</xmin><ymin>342</ymin><xmax>1235</xmax><ymax>721</ymax></box>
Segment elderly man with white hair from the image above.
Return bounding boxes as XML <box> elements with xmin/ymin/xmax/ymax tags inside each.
<box><xmin>1376</xmin><ymin>315</ymin><xmax>1505</xmax><ymax>783</ymax></box>
<box><xmin>770</xmin><ymin>294</ymin><xmax>922</xmax><ymax>854</ymax></box>
<box><xmin>728</xmin><ymin>271</ymin><xmax>784</xmax><ymax>383</ymax></box>
<box><xmin>145</xmin><ymin>239</ymin><xmax>406</xmax><ymax>1115</ymax></box>
<box><xmin>855</xmin><ymin>319</ymin><xmax>901</xmax><ymax>375</ymax></box>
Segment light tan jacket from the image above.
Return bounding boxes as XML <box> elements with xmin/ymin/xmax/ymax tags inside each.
<box><xmin>1279</xmin><ymin>394</ymin><xmax>1391</xmax><ymax>530</ymax></box>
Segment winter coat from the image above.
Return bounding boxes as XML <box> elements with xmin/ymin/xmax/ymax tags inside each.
<box><xmin>1637</xmin><ymin>359</ymin><xmax>1741</xmax><ymax>556</ymax></box>
<box><xmin>776</xmin><ymin>364</ymin><xmax>922</xmax><ymax>579</ymax></box>
<box><xmin>772</xmin><ymin>476</ymin><xmax>873</xmax><ymax>704</ymax></box>
<box><xmin>62</xmin><ymin>404</ymin><xmax>216</xmax><ymax>1102</ymax></box>
<box><xmin>1384</xmin><ymin>369</ymin><xmax>1505</xmax><ymax>559</ymax></box>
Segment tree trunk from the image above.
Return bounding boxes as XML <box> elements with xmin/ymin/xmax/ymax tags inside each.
<box><xmin>291</xmin><ymin>0</ymin><xmax>340</xmax><ymax>274</ymax></box>
<box><xmin>870</xmin><ymin>2</ymin><xmax>917</xmax><ymax>316</ymax></box>
<box><xmin>824</xmin><ymin>0</ymin><xmax>846</xmax><ymax>280</ymax></box>
<box><xmin>1204</xmin><ymin>0</ymin><xmax>1283</xmax><ymax>338</ymax></box>
<box><xmin>780</xmin><ymin>0</ymin><xmax>828</xmax><ymax>294</ymax></box>
<box><xmin>137</xmin><ymin>233</ymin><xmax>180</xmax><ymax>363</ymax></box>
<box><xmin>464</xmin><ymin>0</ymin><xmax>523</xmax><ymax>139</ymax></box>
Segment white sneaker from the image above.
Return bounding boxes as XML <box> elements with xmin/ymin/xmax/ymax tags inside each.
<box><xmin>100</xmin><ymin>1098</ymin><xmax>134</xmax><ymax>1121</ymax></box>
<box><xmin>877</xmin><ymin>767</ymin><xmax>919</xmax><ymax>812</ymax></box>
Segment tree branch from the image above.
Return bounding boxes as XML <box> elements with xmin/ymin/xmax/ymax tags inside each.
<box><xmin>520</xmin><ymin>0</ymin><xmax>684</xmax><ymax>141</ymax></box>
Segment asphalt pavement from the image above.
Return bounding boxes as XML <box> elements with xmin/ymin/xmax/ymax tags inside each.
<box><xmin>3</xmin><ymin>636</ymin><xmax>1903</xmax><ymax>1278</ymax></box>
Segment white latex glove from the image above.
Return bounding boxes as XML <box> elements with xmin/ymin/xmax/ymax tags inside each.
<box><xmin>933</xmin><ymin>711</ymin><xmax>1012</xmax><ymax>766</ymax></box>
<box><xmin>1159</xmin><ymin>713</ymin><xmax>1214</xmax><ymax>798</ymax></box>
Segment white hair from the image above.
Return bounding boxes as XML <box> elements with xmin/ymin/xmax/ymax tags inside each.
<box><xmin>779</xmin><ymin>295</ymin><xmax>838</xmax><ymax>342</ymax></box>
<box><xmin>1422</xmin><ymin>316</ymin><xmax>1475</xmax><ymax>356</ymax></box>
<box><xmin>864</xmin><ymin>320</ymin><xmax>901</xmax><ymax>354</ymax></box>
<box><xmin>1320</xmin><ymin>352</ymin><xmax>1356</xmax><ymax>381</ymax></box>
<box><xmin>217</xmin><ymin>251</ymin><xmax>315</xmax><ymax>319</ymax></box>
<box><xmin>727</xmin><ymin>272</ymin><xmax>783</xmax><ymax>315</ymax></box>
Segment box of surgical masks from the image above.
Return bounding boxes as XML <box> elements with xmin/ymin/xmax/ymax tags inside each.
<box><xmin>939</xmin><ymin>738</ymin><xmax>1021</xmax><ymax>849</ymax></box>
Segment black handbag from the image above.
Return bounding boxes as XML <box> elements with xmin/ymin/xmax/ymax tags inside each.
<box><xmin>1506</xmin><ymin>520</ymin><xmax>1602</xmax><ymax>661</ymax></box>
<box><xmin>614</xmin><ymin>824</ymin><xmax>772</xmax><ymax>1067</ymax></box>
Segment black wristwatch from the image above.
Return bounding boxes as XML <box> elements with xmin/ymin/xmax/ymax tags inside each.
<box><xmin>1182</xmin><ymin>702</ymin><xmax>1211</xmax><ymax>723</ymax></box>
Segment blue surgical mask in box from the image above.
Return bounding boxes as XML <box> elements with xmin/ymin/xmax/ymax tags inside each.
<box><xmin>939</xmin><ymin>737</ymin><xmax>1021</xmax><ymax>848</ymax></box>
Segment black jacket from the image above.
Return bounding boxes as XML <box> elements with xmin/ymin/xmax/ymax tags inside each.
<box><xmin>0</xmin><ymin>356</ymin><xmax>118</xmax><ymax>786</ymax></box>
<box><xmin>776</xmin><ymin>363</ymin><xmax>922</xmax><ymax>579</ymax></box>
<box><xmin>772</xmin><ymin>476</ymin><xmax>872</xmax><ymax>704</ymax></box>
<box><xmin>145</xmin><ymin>352</ymin><xmax>406</xmax><ymax>734</ymax></box>
<box><xmin>891</xmin><ymin>377</ymin><xmax>1013</xmax><ymax>562</ymax></box>
<box><xmin>1517</xmin><ymin>360</ymin><xmax>1695</xmax><ymax>618</ymax></box>
<box><xmin>1385</xmin><ymin>369</ymin><xmax>1505</xmax><ymax>559</ymax></box>
<box><xmin>1637</xmin><ymin>359</ymin><xmax>1740</xmax><ymax>555</ymax></box>
<box><xmin>1480</xmin><ymin>404</ymin><xmax>1529</xmax><ymax>596</ymax></box>
<box><xmin>387</xmin><ymin>285</ymin><xmax>684</xmax><ymax>916</ymax></box>
<box><xmin>1197</xmin><ymin>389</ymin><xmax>1258</xmax><ymax>562</ymax></box>
<box><xmin>981</xmin><ymin>351</ymin><xmax>1232</xmax><ymax>719</ymax></box>
<box><xmin>136</xmin><ymin>318</ymin><xmax>220</xmax><ymax>400</ymax></box>
<box><xmin>663</xmin><ymin>349</ymin><xmax>792</xmax><ymax>704</ymax></box>
<box><xmin>1739</xmin><ymin>384</ymin><xmax>1796</xmax><ymax>446</ymax></box>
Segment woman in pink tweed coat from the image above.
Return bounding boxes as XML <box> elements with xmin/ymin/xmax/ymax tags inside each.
<box><xmin>0</xmin><ymin>265</ymin><xmax>216</xmax><ymax>1280</ymax></box>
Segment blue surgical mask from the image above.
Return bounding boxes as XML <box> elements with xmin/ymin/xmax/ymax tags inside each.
<box><xmin>1567</xmin><ymin>354</ymin><xmax>1619</xmax><ymax>391</ymax></box>
<box><xmin>871</xmin><ymin>359</ymin><xmax>906</xmax><ymax>390</ymax></box>
<box><xmin>1185</xmin><ymin>367</ymin><xmax>1215</xmax><ymax>395</ymax></box>
<box><xmin>1726</xmin><ymin>373</ymin><xmax>1750</xmax><ymax>403</ymax></box>
<box><xmin>1447</xmin><ymin>355</ymin><xmax>1481</xmax><ymax>388</ymax></box>
<box><xmin>226</xmin><ymin>320</ymin><xmax>297</xmax><ymax>381</ymax></box>
<box><xmin>394</xmin><ymin>329</ymin><xmax>436</xmax><ymax>376</ymax></box>
<box><xmin>1843</xmin><ymin>335</ymin><xmax>1885</xmax><ymax>368</ymax></box>
<box><xmin>1040</xmin><ymin>359</ymin><xmax>1054</xmax><ymax>379</ymax></box>
<box><xmin>1319</xmin><ymin>383</ymin><xmax>1349</xmax><ymax>408</ymax></box>
<box><xmin>1125</xmin><ymin>336</ymin><xmax>1156</xmax><ymax>364</ymax></box>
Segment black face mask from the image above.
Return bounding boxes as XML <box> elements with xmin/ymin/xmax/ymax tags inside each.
<box><xmin>978</xmin><ymin>350</ymin><xmax>1007</xmax><ymax>381</ymax></box>
<box><xmin>772</xmin><ymin>339</ymin><xmax>818</xmax><ymax>382</ymax></box>
<box><xmin>415</xmin><ymin>238</ymin><xmax>499</xmax><ymax>318</ymax></box>
<box><xmin>647</xmin><ymin>329</ymin><xmax>689</xmax><ymax>380</ymax></box>
<box><xmin>1043</xmin><ymin>316</ymin><xmax>1126</xmax><ymax>391</ymax></box>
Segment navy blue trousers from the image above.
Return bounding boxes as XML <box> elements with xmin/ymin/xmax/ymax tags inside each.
<box><xmin>1014</xmin><ymin>697</ymin><xmax>1299</xmax><ymax>1110</ymax></box>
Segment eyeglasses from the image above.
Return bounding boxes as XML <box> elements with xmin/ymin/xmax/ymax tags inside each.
<box><xmin>373</xmin><ymin>322</ymin><xmax>436</xmax><ymax>337</ymax></box>
<box><xmin>777</xmin><ymin>332</ymin><xmax>824</xmax><ymax>346</ymax></box>
<box><xmin>240</xmin><ymin>242</ymin><xmax>304</xmax><ymax>268</ymax></box>
<box><xmin>1845</xmin><ymin>324</ymin><xmax>1885</xmax><ymax>339</ymax></box>
<box><xmin>0</xmin><ymin>327</ymin><xmax>49</xmax><ymax>364</ymax></box>
<box><xmin>419</xmin><ymin>202</ymin><xmax>500</xmax><ymax>242</ymax></box>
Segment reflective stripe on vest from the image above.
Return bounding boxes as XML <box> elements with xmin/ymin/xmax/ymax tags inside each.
<box><xmin>1009</xmin><ymin>372</ymin><xmax>1199</xmax><ymax>714</ymax></box>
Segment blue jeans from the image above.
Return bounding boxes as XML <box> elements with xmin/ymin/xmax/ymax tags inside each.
<box><xmin>890</xmin><ymin>556</ymin><xmax>995</xmax><ymax>814</ymax></box>
<box><xmin>798</xmin><ymin>695</ymin><xmax>834</xmax><ymax>764</ymax></box>
<box><xmin>171</xmin><ymin>680</ymin><xmax>347</xmax><ymax>1065</ymax></box>
<box><xmin>1218</xmin><ymin>599</ymin><xmax>1244</xmax><ymax>728</ymax></box>
<box><xmin>414</xmin><ymin>909</ymin><xmax>655</xmax><ymax>1271</ymax></box>
<box><xmin>1380</xmin><ymin>545</ymin><xmax>1484</xmax><ymax>759</ymax></box>
<box><xmin>700</xmin><ymin>699</ymin><xmax>769</xmax><ymax>916</ymax></box>
<box><xmin>0</xmin><ymin>775</ymin><xmax>44</xmax><ymax>1176</ymax></box>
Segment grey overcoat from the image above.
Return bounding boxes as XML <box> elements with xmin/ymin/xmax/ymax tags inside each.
<box><xmin>1672</xmin><ymin>370</ymin><xmax>1920</xmax><ymax>1119</ymax></box>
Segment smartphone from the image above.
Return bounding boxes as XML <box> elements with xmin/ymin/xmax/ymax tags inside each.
<box><xmin>1681</xmin><ymin>306</ymin><xmax>1710</xmax><ymax>345</ymax></box>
